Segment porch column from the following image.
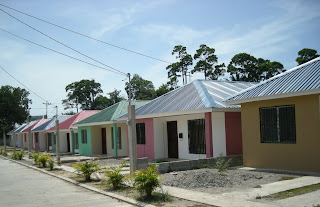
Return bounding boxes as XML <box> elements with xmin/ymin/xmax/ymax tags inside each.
<box><xmin>205</xmin><ymin>112</ymin><xmax>213</xmax><ymax>158</ymax></box>
<box><xmin>113</xmin><ymin>123</ymin><xmax>118</xmax><ymax>157</ymax></box>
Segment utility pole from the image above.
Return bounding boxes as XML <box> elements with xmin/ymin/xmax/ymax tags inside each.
<box><xmin>12</xmin><ymin>123</ymin><xmax>15</xmax><ymax>151</ymax></box>
<box><xmin>43</xmin><ymin>101</ymin><xmax>51</xmax><ymax>118</ymax></box>
<box><xmin>27</xmin><ymin>117</ymin><xmax>31</xmax><ymax>153</ymax></box>
<box><xmin>127</xmin><ymin>73</ymin><xmax>137</xmax><ymax>175</ymax></box>
<box><xmin>55</xmin><ymin>106</ymin><xmax>60</xmax><ymax>162</ymax></box>
<box><xmin>3</xmin><ymin>127</ymin><xmax>6</xmax><ymax>151</ymax></box>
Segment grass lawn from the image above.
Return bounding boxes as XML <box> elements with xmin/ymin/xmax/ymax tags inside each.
<box><xmin>264</xmin><ymin>183</ymin><xmax>320</xmax><ymax>199</ymax></box>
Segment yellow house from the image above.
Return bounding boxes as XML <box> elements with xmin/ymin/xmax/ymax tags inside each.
<box><xmin>225</xmin><ymin>57</ymin><xmax>320</xmax><ymax>173</ymax></box>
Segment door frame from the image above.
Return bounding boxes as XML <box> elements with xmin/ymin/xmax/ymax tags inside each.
<box><xmin>101</xmin><ymin>128</ymin><xmax>107</xmax><ymax>154</ymax></box>
<box><xmin>167</xmin><ymin>121</ymin><xmax>179</xmax><ymax>158</ymax></box>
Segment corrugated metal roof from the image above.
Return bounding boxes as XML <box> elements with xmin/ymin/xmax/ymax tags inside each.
<box><xmin>225</xmin><ymin>57</ymin><xmax>320</xmax><ymax>102</ymax></box>
<box><xmin>47</xmin><ymin>110</ymin><xmax>100</xmax><ymax>131</ymax></box>
<box><xmin>74</xmin><ymin>100</ymin><xmax>149</xmax><ymax>125</ymax></box>
<box><xmin>122</xmin><ymin>80</ymin><xmax>256</xmax><ymax>117</ymax></box>
<box><xmin>32</xmin><ymin>115</ymin><xmax>72</xmax><ymax>132</ymax></box>
<box><xmin>22</xmin><ymin>119</ymin><xmax>50</xmax><ymax>133</ymax></box>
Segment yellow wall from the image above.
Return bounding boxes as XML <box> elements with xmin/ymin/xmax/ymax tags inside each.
<box><xmin>241</xmin><ymin>94</ymin><xmax>320</xmax><ymax>173</ymax></box>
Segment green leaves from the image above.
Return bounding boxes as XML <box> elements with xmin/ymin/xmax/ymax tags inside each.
<box><xmin>73</xmin><ymin>160</ymin><xmax>100</xmax><ymax>181</ymax></box>
<box><xmin>296</xmin><ymin>48</ymin><xmax>319</xmax><ymax>65</ymax></box>
<box><xmin>125</xmin><ymin>74</ymin><xmax>156</xmax><ymax>100</ymax></box>
<box><xmin>103</xmin><ymin>161</ymin><xmax>127</xmax><ymax>189</ymax></box>
<box><xmin>133</xmin><ymin>165</ymin><xmax>161</xmax><ymax>198</ymax></box>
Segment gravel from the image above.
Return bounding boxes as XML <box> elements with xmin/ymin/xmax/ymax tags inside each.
<box><xmin>161</xmin><ymin>168</ymin><xmax>299</xmax><ymax>194</ymax></box>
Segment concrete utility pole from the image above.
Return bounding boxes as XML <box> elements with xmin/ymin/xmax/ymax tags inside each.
<box><xmin>12</xmin><ymin>123</ymin><xmax>16</xmax><ymax>151</ymax></box>
<box><xmin>28</xmin><ymin>127</ymin><xmax>31</xmax><ymax>153</ymax></box>
<box><xmin>3</xmin><ymin>128</ymin><xmax>6</xmax><ymax>151</ymax></box>
<box><xmin>55</xmin><ymin>106</ymin><xmax>60</xmax><ymax>162</ymax></box>
<box><xmin>127</xmin><ymin>73</ymin><xmax>137</xmax><ymax>175</ymax></box>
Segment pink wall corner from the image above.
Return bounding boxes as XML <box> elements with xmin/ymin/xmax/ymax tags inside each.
<box><xmin>205</xmin><ymin>112</ymin><xmax>213</xmax><ymax>158</ymax></box>
<box><xmin>136</xmin><ymin>118</ymin><xmax>154</xmax><ymax>160</ymax></box>
<box><xmin>225</xmin><ymin>112</ymin><xmax>243</xmax><ymax>155</ymax></box>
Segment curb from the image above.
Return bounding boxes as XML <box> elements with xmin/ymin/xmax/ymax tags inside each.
<box><xmin>0</xmin><ymin>155</ymin><xmax>154</xmax><ymax>207</ymax></box>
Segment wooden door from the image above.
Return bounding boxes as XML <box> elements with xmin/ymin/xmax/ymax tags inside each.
<box><xmin>167</xmin><ymin>121</ymin><xmax>178</xmax><ymax>158</ymax></box>
<box><xmin>67</xmin><ymin>133</ymin><xmax>70</xmax><ymax>152</ymax></box>
<box><xmin>101</xmin><ymin>128</ymin><xmax>107</xmax><ymax>154</ymax></box>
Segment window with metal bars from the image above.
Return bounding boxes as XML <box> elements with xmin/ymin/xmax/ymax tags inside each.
<box><xmin>188</xmin><ymin>119</ymin><xmax>206</xmax><ymax>154</ymax></box>
<box><xmin>136</xmin><ymin>123</ymin><xmax>146</xmax><ymax>144</ymax></box>
<box><xmin>260</xmin><ymin>105</ymin><xmax>296</xmax><ymax>143</ymax></box>
<box><xmin>111</xmin><ymin>127</ymin><xmax>122</xmax><ymax>149</ymax></box>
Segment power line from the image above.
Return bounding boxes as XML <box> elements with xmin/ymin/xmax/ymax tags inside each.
<box><xmin>0</xmin><ymin>28</ymin><xmax>127</xmax><ymax>76</ymax></box>
<box><xmin>0</xmin><ymin>65</ymin><xmax>48</xmax><ymax>102</ymax></box>
<box><xmin>0</xmin><ymin>8</ymin><xmax>126</xmax><ymax>76</ymax></box>
<box><xmin>0</xmin><ymin>3</ymin><xmax>172</xmax><ymax>64</ymax></box>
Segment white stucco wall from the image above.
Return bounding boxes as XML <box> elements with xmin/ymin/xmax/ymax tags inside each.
<box><xmin>39</xmin><ymin>132</ymin><xmax>46</xmax><ymax>150</ymax></box>
<box><xmin>105</xmin><ymin>123</ymin><xmax>128</xmax><ymax>157</ymax></box>
<box><xmin>16</xmin><ymin>134</ymin><xmax>23</xmax><ymax>147</ymax></box>
<box><xmin>153</xmin><ymin>113</ymin><xmax>206</xmax><ymax>160</ymax></box>
<box><xmin>59</xmin><ymin>131</ymin><xmax>68</xmax><ymax>153</ymax></box>
<box><xmin>212</xmin><ymin>112</ymin><xmax>226</xmax><ymax>157</ymax></box>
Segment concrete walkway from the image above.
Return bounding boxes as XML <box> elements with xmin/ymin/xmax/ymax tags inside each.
<box><xmin>276</xmin><ymin>190</ymin><xmax>320</xmax><ymax>207</ymax></box>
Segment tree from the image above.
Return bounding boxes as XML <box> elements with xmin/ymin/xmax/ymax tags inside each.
<box><xmin>192</xmin><ymin>44</ymin><xmax>225</xmax><ymax>80</ymax></box>
<box><xmin>227</xmin><ymin>53</ymin><xmax>284</xmax><ymax>82</ymax></box>
<box><xmin>125</xmin><ymin>74</ymin><xmax>155</xmax><ymax>100</ymax></box>
<box><xmin>155</xmin><ymin>84</ymin><xmax>173</xmax><ymax>97</ymax></box>
<box><xmin>166</xmin><ymin>45</ymin><xmax>193</xmax><ymax>85</ymax></box>
<box><xmin>107</xmin><ymin>89</ymin><xmax>124</xmax><ymax>105</ymax></box>
<box><xmin>296</xmin><ymin>48</ymin><xmax>319</xmax><ymax>65</ymax></box>
<box><xmin>62</xmin><ymin>79</ymin><xmax>103</xmax><ymax>111</ymax></box>
<box><xmin>0</xmin><ymin>85</ymin><xmax>32</xmax><ymax>134</ymax></box>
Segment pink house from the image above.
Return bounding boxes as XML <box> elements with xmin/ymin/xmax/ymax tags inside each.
<box><xmin>120</xmin><ymin>80</ymin><xmax>256</xmax><ymax>160</ymax></box>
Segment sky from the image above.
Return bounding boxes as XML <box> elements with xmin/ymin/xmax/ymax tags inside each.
<box><xmin>1</xmin><ymin>0</ymin><xmax>319</xmax><ymax>118</ymax></box>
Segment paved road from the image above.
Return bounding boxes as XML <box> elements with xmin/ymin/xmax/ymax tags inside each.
<box><xmin>0</xmin><ymin>158</ymin><xmax>133</xmax><ymax>207</ymax></box>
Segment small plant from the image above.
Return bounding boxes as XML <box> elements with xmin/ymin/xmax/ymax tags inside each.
<box><xmin>215</xmin><ymin>153</ymin><xmax>232</xmax><ymax>172</ymax></box>
<box><xmin>0</xmin><ymin>147</ymin><xmax>2</xmax><ymax>154</ymax></box>
<box><xmin>102</xmin><ymin>161</ymin><xmax>126</xmax><ymax>189</ymax></box>
<box><xmin>2</xmin><ymin>150</ymin><xmax>7</xmax><ymax>156</ymax></box>
<box><xmin>73</xmin><ymin>160</ymin><xmax>100</xmax><ymax>181</ymax></box>
<box><xmin>32</xmin><ymin>152</ymin><xmax>40</xmax><ymax>165</ymax></box>
<box><xmin>11</xmin><ymin>150</ymin><xmax>18</xmax><ymax>160</ymax></box>
<box><xmin>133</xmin><ymin>165</ymin><xmax>161</xmax><ymax>198</ymax></box>
<box><xmin>38</xmin><ymin>154</ymin><xmax>49</xmax><ymax>167</ymax></box>
<box><xmin>47</xmin><ymin>155</ymin><xmax>54</xmax><ymax>170</ymax></box>
<box><xmin>16</xmin><ymin>150</ymin><xmax>24</xmax><ymax>160</ymax></box>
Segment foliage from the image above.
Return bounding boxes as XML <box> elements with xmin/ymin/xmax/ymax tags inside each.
<box><xmin>73</xmin><ymin>160</ymin><xmax>100</xmax><ymax>181</ymax></box>
<box><xmin>166</xmin><ymin>45</ymin><xmax>193</xmax><ymax>86</ymax></box>
<box><xmin>10</xmin><ymin>150</ymin><xmax>18</xmax><ymax>160</ymax></box>
<box><xmin>296</xmin><ymin>48</ymin><xmax>319</xmax><ymax>65</ymax></box>
<box><xmin>227</xmin><ymin>53</ymin><xmax>284</xmax><ymax>82</ymax></box>
<box><xmin>62</xmin><ymin>79</ymin><xmax>103</xmax><ymax>111</ymax></box>
<box><xmin>32</xmin><ymin>151</ymin><xmax>40</xmax><ymax>165</ymax></box>
<box><xmin>155</xmin><ymin>84</ymin><xmax>173</xmax><ymax>97</ymax></box>
<box><xmin>102</xmin><ymin>161</ymin><xmax>126</xmax><ymax>189</ymax></box>
<box><xmin>133</xmin><ymin>165</ymin><xmax>161</xmax><ymax>198</ymax></box>
<box><xmin>47</xmin><ymin>156</ymin><xmax>54</xmax><ymax>170</ymax></box>
<box><xmin>125</xmin><ymin>74</ymin><xmax>155</xmax><ymax>100</ymax></box>
<box><xmin>192</xmin><ymin>44</ymin><xmax>225</xmax><ymax>80</ymax></box>
<box><xmin>62</xmin><ymin>111</ymin><xmax>76</xmax><ymax>115</ymax></box>
<box><xmin>16</xmin><ymin>150</ymin><xmax>24</xmax><ymax>160</ymax></box>
<box><xmin>215</xmin><ymin>153</ymin><xmax>232</xmax><ymax>172</ymax></box>
<box><xmin>107</xmin><ymin>89</ymin><xmax>125</xmax><ymax>105</ymax></box>
<box><xmin>38</xmin><ymin>154</ymin><xmax>49</xmax><ymax>167</ymax></box>
<box><xmin>0</xmin><ymin>85</ymin><xmax>32</xmax><ymax>135</ymax></box>
<box><xmin>1</xmin><ymin>150</ymin><xmax>7</xmax><ymax>156</ymax></box>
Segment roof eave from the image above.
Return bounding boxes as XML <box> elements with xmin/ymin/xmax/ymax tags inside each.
<box><xmin>226</xmin><ymin>88</ymin><xmax>320</xmax><ymax>105</ymax></box>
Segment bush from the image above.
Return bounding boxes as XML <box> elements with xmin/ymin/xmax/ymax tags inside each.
<box><xmin>47</xmin><ymin>156</ymin><xmax>54</xmax><ymax>170</ymax></box>
<box><xmin>2</xmin><ymin>150</ymin><xmax>7</xmax><ymax>156</ymax></box>
<box><xmin>215</xmin><ymin>153</ymin><xmax>232</xmax><ymax>172</ymax></box>
<box><xmin>73</xmin><ymin>160</ymin><xmax>100</xmax><ymax>181</ymax></box>
<box><xmin>11</xmin><ymin>150</ymin><xmax>18</xmax><ymax>160</ymax></box>
<box><xmin>102</xmin><ymin>161</ymin><xmax>126</xmax><ymax>189</ymax></box>
<box><xmin>133</xmin><ymin>165</ymin><xmax>161</xmax><ymax>198</ymax></box>
<box><xmin>32</xmin><ymin>152</ymin><xmax>40</xmax><ymax>165</ymax></box>
<box><xmin>16</xmin><ymin>151</ymin><xmax>24</xmax><ymax>160</ymax></box>
<box><xmin>38</xmin><ymin>154</ymin><xmax>49</xmax><ymax>167</ymax></box>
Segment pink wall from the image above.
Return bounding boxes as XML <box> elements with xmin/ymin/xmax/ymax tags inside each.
<box><xmin>126</xmin><ymin>118</ymin><xmax>155</xmax><ymax>160</ymax></box>
<box><xmin>205</xmin><ymin>112</ymin><xmax>213</xmax><ymax>158</ymax></box>
<box><xmin>225</xmin><ymin>112</ymin><xmax>243</xmax><ymax>155</ymax></box>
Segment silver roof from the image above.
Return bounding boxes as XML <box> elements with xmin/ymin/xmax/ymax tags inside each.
<box><xmin>127</xmin><ymin>80</ymin><xmax>256</xmax><ymax>117</ymax></box>
<box><xmin>225</xmin><ymin>57</ymin><xmax>320</xmax><ymax>102</ymax></box>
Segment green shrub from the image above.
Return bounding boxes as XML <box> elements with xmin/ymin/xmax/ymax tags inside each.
<box><xmin>32</xmin><ymin>152</ymin><xmax>40</xmax><ymax>165</ymax></box>
<box><xmin>11</xmin><ymin>150</ymin><xmax>18</xmax><ymax>160</ymax></box>
<box><xmin>0</xmin><ymin>147</ymin><xmax>2</xmax><ymax>154</ymax></box>
<box><xmin>133</xmin><ymin>165</ymin><xmax>161</xmax><ymax>198</ymax></box>
<box><xmin>2</xmin><ymin>150</ymin><xmax>7</xmax><ymax>156</ymax></box>
<box><xmin>102</xmin><ymin>161</ymin><xmax>126</xmax><ymax>189</ymax></box>
<box><xmin>47</xmin><ymin>156</ymin><xmax>54</xmax><ymax>170</ymax></box>
<box><xmin>38</xmin><ymin>154</ymin><xmax>49</xmax><ymax>167</ymax></box>
<box><xmin>73</xmin><ymin>160</ymin><xmax>100</xmax><ymax>181</ymax></box>
<box><xmin>16</xmin><ymin>151</ymin><xmax>24</xmax><ymax>160</ymax></box>
<box><xmin>215</xmin><ymin>153</ymin><xmax>232</xmax><ymax>172</ymax></box>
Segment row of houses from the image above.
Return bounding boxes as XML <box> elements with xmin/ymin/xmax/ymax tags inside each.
<box><xmin>8</xmin><ymin>57</ymin><xmax>320</xmax><ymax>173</ymax></box>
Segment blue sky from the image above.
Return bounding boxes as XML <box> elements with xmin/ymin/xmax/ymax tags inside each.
<box><xmin>1</xmin><ymin>0</ymin><xmax>319</xmax><ymax>117</ymax></box>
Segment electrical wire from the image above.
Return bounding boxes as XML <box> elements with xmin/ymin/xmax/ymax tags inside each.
<box><xmin>0</xmin><ymin>28</ymin><xmax>127</xmax><ymax>76</ymax></box>
<box><xmin>0</xmin><ymin>65</ymin><xmax>49</xmax><ymax>102</ymax></box>
<box><xmin>0</xmin><ymin>8</ymin><xmax>127</xmax><ymax>76</ymax></box>
<box><xmin>0</xmin><ymin>3</ymin><xmax>172</xmax><ymax>64</ymax></box>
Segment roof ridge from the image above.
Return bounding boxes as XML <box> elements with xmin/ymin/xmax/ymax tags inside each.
<box><xmin>193</xmin><ymin>80</ymin><xmax>217</xmax><ymax>108</ymax></box>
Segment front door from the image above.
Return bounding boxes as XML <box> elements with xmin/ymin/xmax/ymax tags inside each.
<box><xmin>101</xmin><ymin>128</ymin><xmax>107</xmax><ymax>154</ymax></box>
<box><xmin>67</xmin><ymin>133</ymin><xmax>70</xmax><ymax>152</ymax></box>
<box><xmin>167</xmin><ymin>121</ymin><xmax>178</xmax><ymax>158</ymax></box>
